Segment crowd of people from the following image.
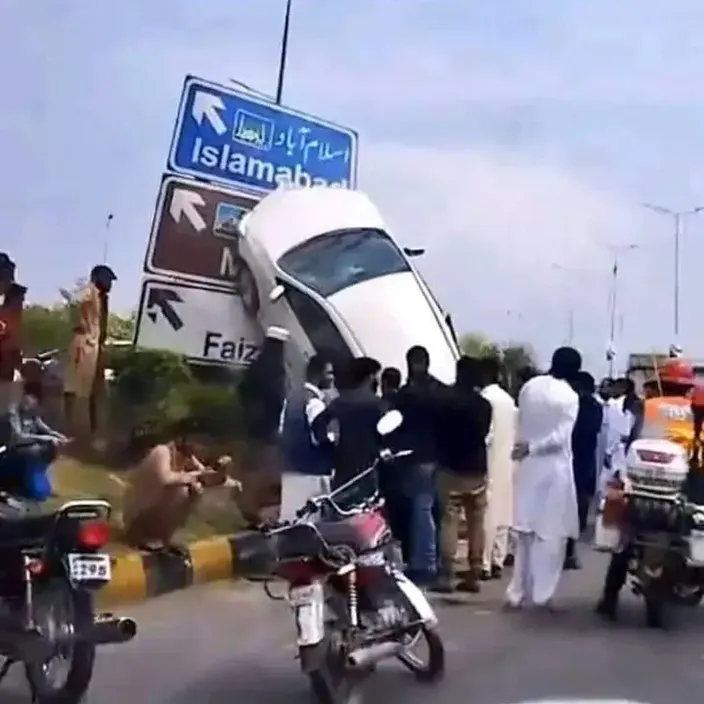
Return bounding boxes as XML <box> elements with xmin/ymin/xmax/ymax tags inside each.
<box><xmin>235</xmin><ymin>327</ymin><xmax>649</xmax><ymax>608</ymax></box>
<box><xmin>0</xmin><ymin>249</ymin><xmax>650</xmax><ymax>606</ymax></box>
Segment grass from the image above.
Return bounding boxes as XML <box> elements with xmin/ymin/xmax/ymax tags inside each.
<box><xmin>50</xmin><ymin>458</ymin><xmax>246</xmax><ymax>553</ymax></box>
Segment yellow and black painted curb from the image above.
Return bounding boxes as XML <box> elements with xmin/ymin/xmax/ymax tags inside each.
<box><xmin>98</xmin><ymin>534</ymin><xmax>246</xmax><ymax>607</ymax></box>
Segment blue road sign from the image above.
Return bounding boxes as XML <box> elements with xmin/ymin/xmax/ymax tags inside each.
<box><xmin>168</xmin><ymin>76</ymin><xmax>358</xmax><ymax>193</ymax></box>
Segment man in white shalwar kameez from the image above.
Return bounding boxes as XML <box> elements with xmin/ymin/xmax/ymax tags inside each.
<box><xmin>505</xmin><ymin>347</ymin><xmax>581</xmax><ymax>609</ymax></box>
<box><xmin>480</xmin><ymin>356</ymin><xmax>518</xmax><ymax>579</ymax></box>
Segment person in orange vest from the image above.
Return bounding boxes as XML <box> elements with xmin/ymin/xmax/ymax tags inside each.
<box><xmin>596</xmin><ymin>357</ymin><xmax>697</xmax><ymax>621</ymax></box>
<box><xmin>639</xmin><ymin>358</ymin><xmax>697</xmax><ymax>451</ymax></box>
<box><xmin>0</xmin><ymin>283</ymin><xmax>26</xmax><ymax>413</ymax></box>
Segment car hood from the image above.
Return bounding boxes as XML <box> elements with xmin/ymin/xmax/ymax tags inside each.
<box><xmin>327</xmin><ymin>272</ymin><xmax>458</xmax><ymax>384</ymax></box>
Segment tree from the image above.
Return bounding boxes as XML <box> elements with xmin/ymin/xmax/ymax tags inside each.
<box><xmin>459</xmin><ymin>332</ymin><xmax>498</xmax><ymax>358</ymax></box>
<box><xmin>107</xmin><ymin>311</ymin><xmax>136</xmax><ymax>341</ymax></box>
<box><xmin>458</xmin><ymin>332</ymin><xmax>538</xmax><ymax>396</ymax></box>
<box><xmin>22</xmin><ymin>280</ymin><xmax>136</xmax><ymax>354</ymax></box>
<box><xmin>22</xmin><ymin>304</ymin><xmax>72</xmax><ymax>354</ymax></box>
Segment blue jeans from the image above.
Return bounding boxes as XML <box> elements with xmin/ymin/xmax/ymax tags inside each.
<box><xmin>403</xmin><ymin>462</ymin><xmax>437</xmax><ymax>583</ymax></box>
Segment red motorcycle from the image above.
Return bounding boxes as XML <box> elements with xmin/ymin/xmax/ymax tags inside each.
<box><xmin>240</xmin><ymin>410</ymin><xmax>445</xmax><ymax>704</ymax></box>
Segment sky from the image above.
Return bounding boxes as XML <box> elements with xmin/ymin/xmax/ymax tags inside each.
<box><xmin>3</xmin><ymin>0</ymin><xmax>704</xmax><ymax>373</ymax></box>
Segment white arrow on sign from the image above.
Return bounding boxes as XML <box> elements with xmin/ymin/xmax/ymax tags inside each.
<box><xmin>192</xmin><ymin>91</ymin><xmax>227</xmax><ymax>136</ymax></box>
<box><xmin>169</xmin><ymin>188</ymin><xmax>207</xmax><ymax>231</ymax></box>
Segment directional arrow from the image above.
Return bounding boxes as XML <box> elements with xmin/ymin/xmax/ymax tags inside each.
<box><xmin>192</xmin><ymin>91</ymin><xmax>227</xmax><ymax>136</ymax></box>
<box><xmin>169</xmin><ymin>188</ymin><xmax>207</xmax><ymax>231</ymax></box>
<box><xmin>146</xmin><ymin>287</ymin><xmax>184</xmax><ymax>331</ymax></box>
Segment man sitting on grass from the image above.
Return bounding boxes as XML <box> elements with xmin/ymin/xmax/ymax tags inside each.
<box><xmin>122</xmin><ymin>424</ymin><xmax>241</xmax><ymax>555</ymax></box>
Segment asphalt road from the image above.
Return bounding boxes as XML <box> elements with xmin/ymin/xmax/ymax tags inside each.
<box><xmin>2</xmin><ymin>550</ymin><xmax>704</xmax><ymax>703</ymax></box>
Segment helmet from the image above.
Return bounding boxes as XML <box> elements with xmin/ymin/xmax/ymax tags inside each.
<box><xmin>659</xmin><ymin>358</ymin><xmax>695</xmax><ymax>385</ymax></box>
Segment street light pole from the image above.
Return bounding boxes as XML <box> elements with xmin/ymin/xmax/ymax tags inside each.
<box><xmin>551</xmin><ymin>263</ymin><xmax>586</xmax><ymax>346</ymax></box>
<box><xmin>642</xmin><ymin>203</ymin><xmax>704</xmax><ymax>342</ymax></box>
<box><xmin>275</xmin><ymin>0</ymin><xmax>292</xmax><ymax>105</ymax></box>
<box><xmin>103</xmin><ymin>213</ymin><xmax>113</xmax><ymax>264</ymax></box>
<box><xmin>607</xmin><ymin>243</ymin><xmax>638</xmax><ymax>377</ymax></box>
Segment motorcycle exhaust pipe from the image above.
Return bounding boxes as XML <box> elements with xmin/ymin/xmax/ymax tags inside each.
<box><xmin>347</xmin><ymin>641</ymin><xmax>404</xmax><ymax>669</ymax></box>
<box><xmin>88</xmin><ymin>616</ymin><xmax>137</xmax><ymax>645</ymax></box>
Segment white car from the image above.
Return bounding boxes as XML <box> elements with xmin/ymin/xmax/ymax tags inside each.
<box><xmin>235</xmin><ymin>186</ymin><xmax>460</xmax><ymax>383</ymax></box>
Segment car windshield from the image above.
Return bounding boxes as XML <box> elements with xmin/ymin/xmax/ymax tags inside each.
<box><xmin>277</xmin><ymin>228</ymin><xmax>411</xmax><ymax>297</ymax></box>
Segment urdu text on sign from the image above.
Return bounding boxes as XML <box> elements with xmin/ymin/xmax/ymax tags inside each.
<box><xmin>168</xmin><ymin>76</ymin><xmax>358</xmax><ymax>192</ymax></box>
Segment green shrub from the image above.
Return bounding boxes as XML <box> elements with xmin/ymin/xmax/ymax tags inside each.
<box><xmin>108</xmin><ymin>348</ymin><xmax>242</xmax><ymax>442</ymax></box>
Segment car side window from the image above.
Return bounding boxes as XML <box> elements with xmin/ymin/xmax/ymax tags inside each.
<box><xmin>283</xmin><ymin>286</ymin><xmax>354</xmax><ymax>365</ymax></box>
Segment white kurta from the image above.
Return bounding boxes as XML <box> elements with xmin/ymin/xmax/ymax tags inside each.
<box><xmin>506</xmin><ymin>374</ymin><xmax>579</xmax><ymax>607</ymax></box>
<box><xmin>482</xmin><ymin>383</ymin><xmax>517</xmax><ymax>570</ymax></box>
<box><xmin>598</xmin><ymin>396</ymin><xmax>633</xmax><ymax>493</ymax></box>
<box><xmin>594</xmin><ymin>394</ymin><xmax>609</xmax><ymax>496</ymax></box>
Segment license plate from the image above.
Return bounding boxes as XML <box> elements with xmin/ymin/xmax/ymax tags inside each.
<box><xmin>67</xmin><ymin>553</ymin><xmax>111</xmax><ymax>582</ymax></box>
<box><xmin>289</xmin><ymin>583</ymin><xmax>320</xmax><ymax>607</ymax></box>
<box><xmin>289</xmin><ymin>582</ymin><xmax>325</xmax><ymax>646</ymax></box>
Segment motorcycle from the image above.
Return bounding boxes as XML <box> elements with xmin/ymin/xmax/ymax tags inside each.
<box><xmin>595</xmin><ymin>435</ymin><xmax>704</xmax><ymax>628</ymax></box>
<box><xmin>240</xmin><ymin>410</ymin><xmax>445</xmax><ymax>704</ymax></box>
<box><xmin>0</xmin><ymin>445</ymin><xmax>137</xmax><ymax>703</ymax></box>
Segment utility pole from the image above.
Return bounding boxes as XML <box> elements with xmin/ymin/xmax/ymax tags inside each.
<box><xmin>103</xmin><ymin>213</ymin><xmax>113</xmax><ymax>263</ymax></box>
<box><xmin>607</xmin><ymin>243</ymin><xmax>638</xmax><ymax>377</ymax></box>
<box><xmin>642</xmin><ymin>203</ymin><xmax>704</xmax><ymax>343</ymax></box>
<box><xmin>275</xmin><ymin>0</ymin><xmax>293</xmax><ymax>104</ymax></box>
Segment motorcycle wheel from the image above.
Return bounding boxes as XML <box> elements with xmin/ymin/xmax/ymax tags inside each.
<box><xmin>24</xmin><ymin>581</ymin><xmax>96</xmax><ymax>704</ymax></box>
<box><xmin>396</xmin><ymin>624</ymin><xmax>445</xmax><ymax>683</ymax></box>
<box><xmin>307</xmin><ymin>633</ymin><xmax>362</xmax><ymax>704</ymax></box>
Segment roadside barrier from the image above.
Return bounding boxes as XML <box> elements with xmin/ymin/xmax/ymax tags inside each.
<box><xmin>99</xmin><ymin>534</ymin><xmax>244</xmax><ymax>606</ymax></box>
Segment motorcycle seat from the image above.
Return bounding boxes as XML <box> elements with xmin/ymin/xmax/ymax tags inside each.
<box><xmin>0</xmin><ymin>502</ymin><xmax>58</xmax><ymax>545</ymax></box>
<box><xmin>317</xmin><ymin>515</ymin><xmax>387</xmax><ymax>552</ymax></box>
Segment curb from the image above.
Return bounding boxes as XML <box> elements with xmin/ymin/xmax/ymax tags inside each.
<box><xmin>98</xmin><ymin>534</ymin><xmax>242</xmax><ymax>607</ymax></box>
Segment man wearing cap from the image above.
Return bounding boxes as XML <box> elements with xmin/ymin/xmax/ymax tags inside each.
<box><xmin>64</xmin><ymin>265</ymin><xmax>116</xmax><ymax>446</ymax></box>
<box><xmin>238</xmin><ymin>325</ymin><xmax>290</xmax><ymax>525</ymax></box>
<box><xmin>0</xmin><ymin>283</ymin><xmax>26</xmax><ymax>413</ymax></box>
<box><xmin>0</xmin><ymin>253</ymin><xmax>16</xmax><ymax>299</ymax></box>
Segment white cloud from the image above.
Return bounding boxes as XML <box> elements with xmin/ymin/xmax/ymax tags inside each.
<box><xmin>363</xmin><ymin>141</ymin><xmax>629</xmax><ymax>285</ymax></box>
<box><xmin>357</xmin><ymin>141</ymin><xmax>639</xmax><ymax>366</ymax></box>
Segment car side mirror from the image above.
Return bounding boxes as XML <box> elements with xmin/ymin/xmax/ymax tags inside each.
<box><xmin>403</xmin><ymin>247</ymin><xmax>425</xmax><ymax>258</ymax></box>
<box><xmin>377</xmin><ymin>410</ymin><xmax>403</xmax><ymax>436</ymax></box>
<box><xmin>269</xmin><ymin>285</ymin><xmax>285</xmax><ymax>303</ymax></box>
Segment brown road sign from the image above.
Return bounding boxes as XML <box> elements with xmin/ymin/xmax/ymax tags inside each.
<box><xmin>143</xmin><ymin>175</ymin><xmax>261</xmax><ymax>287</ymax></box>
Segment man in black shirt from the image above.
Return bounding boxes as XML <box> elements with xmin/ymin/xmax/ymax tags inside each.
<box><xmin>312</xmin><ymin>357</ymin><xmax>386</xmax><ymax>503</ymax></box>
<box><xmin>436</xmin><ymin>356</ymin><xmax>493</xmax><ymax>593</ymax></box>
<box><xmin>378</xmin><ymin>366</ymin><xmax>409</xmax><ymax>558</ymax></box>
<box><xmin>394</xmin><ymin>346</ymin><xmax>447</xmax><ymax>586</ymax></box>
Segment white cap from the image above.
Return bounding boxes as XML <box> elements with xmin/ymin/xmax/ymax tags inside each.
<box><xmin>266</xmin><ymin>326</ymin><xmax>290</xmax><ymax>342</ymax></box>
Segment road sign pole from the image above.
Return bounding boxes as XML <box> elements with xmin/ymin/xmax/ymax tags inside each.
<box><xmin>276</xmin><ymin>0</ymin><xmax>292</xmax><ymax>104</ymax></box>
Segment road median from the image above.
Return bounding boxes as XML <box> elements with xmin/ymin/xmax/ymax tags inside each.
<box><xmin>99</xmin><ymin>533</ymin><xmax>245</xmax><ymax>606</ymax></box>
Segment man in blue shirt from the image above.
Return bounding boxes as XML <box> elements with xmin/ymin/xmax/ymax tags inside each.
<box><xmin>0</xmin><ymin>383</ymin><xmax>69</xmax><ymax>496</ymax></box>
<box><xmin>278</xmin><ymin>354</ymin><xmax>335</xmax><ymax>521</ymax></box>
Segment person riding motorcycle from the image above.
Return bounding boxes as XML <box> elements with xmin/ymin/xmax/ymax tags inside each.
<box><xmin>596</xmin><ymin>357</ymin><xmax>697</xmax><ymax>621</ymax></box>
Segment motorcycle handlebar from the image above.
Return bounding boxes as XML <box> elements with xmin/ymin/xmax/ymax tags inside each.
<box><xmin>290</xmin><ymin>448</ymin><xmax>411</xmax><ymax>521</ymax></box>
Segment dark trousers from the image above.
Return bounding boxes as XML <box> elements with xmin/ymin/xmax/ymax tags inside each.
<box><xmin>7</xmin><ymin>441</ymin><xmax>56</xmax><ymax>466</ymax></box>
<box><xmin>601</xmin><ymin>548</ymin><xmax>630</xmax><ymax>603</ymax></box>
<box><xmin>383</xmin><ymin>489</ymin><xmax>410</xmax><ymax>562</ymax></box>
<box><xmin>566</xmin><ymin>491</ymin><xmax>592</xmax><ymax>560</ymax></box>
<box><xmin>0</xmin><ymin>441</ymin><xmax>56</xmax><ymax>495</ymax></box>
